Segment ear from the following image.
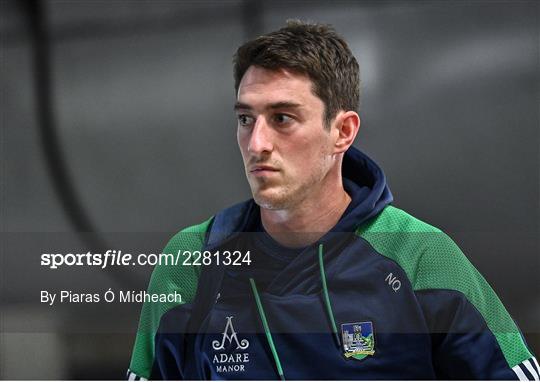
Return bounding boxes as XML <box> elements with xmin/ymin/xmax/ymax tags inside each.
<box><xmin>333</xmin><ymin>111</ymin><xmax>360</xmax><ymax>154</ymax></box>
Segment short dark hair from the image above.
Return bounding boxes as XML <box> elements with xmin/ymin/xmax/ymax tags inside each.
<box><xmin>233</xmin><ymin>20</ymin><xmax>360</xmax><ymax>128</ymax></box>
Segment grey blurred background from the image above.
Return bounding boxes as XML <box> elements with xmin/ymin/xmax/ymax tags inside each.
<box><xmin>1</xmin><ymin>0</ymin><xmax>538</xmax><ymax>379</ymax></box>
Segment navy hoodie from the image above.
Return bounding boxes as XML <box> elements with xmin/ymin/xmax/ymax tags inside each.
<box><xmin>128</xmin><ymin>147</ymin><xmax>536</xmax><ymax>380</ymax></box>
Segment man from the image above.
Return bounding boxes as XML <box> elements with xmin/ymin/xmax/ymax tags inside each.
<box><xmin>127</xmin><ymin>21</ymin><xmax>537</xmax><ymax>380</ymax></box>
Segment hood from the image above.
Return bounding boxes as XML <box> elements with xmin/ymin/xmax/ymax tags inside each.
<box><xmin>334</xmin><ymin>145</ymin><xmax>393</xmax><ymax>233</ymax></box>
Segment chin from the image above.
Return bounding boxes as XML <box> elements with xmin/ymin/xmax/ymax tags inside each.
<box><xmin>252</xmin><ymin>190</ymin><xmax>291</xmax><ymax>210</ymax></box>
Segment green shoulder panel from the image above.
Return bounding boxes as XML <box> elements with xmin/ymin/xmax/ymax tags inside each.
<box><xmin>128</xmin><ymin>217</ymin><xmax>213</xmax><ymax>379</ymax></box>
<box><xmin>356</xmin><ymin>205</ymin><xmax>532</xmax><ymax>368</ymax></box>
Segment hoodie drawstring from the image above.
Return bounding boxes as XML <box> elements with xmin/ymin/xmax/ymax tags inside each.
<box><xmin>249</xmin><ymin>243</ymin><xmax>340</xmax><ymax>380</ymax></box>
<box><xmin>250</xmin><ymin>278</ymin><xmax>285</xmax><ymax>380</ymax></box>
<box><xmin>318</xmin><ymin>243</ymin><xmax>341</xmax><ymax>348</ymax></box>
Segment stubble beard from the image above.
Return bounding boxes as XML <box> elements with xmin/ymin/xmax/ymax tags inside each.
<box><xmin>246</xmin><ymin>144</ymin><xmax>334</xmax><ymax>211</ymax></box>
<box><xmin>252</xmin><ymin>183</ymin><xmax>294</xmax><ymax>210</ymax></box>
<box><xmin>250</xmin><ymin>164</ymin><xmax>328</xmax><ymax>211</ymax></box>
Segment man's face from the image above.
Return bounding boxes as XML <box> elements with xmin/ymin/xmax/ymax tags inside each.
<box><xmin>236</xmin><ymin>66</ymin><xmax>336</xmax><ymax>210</ymax></box>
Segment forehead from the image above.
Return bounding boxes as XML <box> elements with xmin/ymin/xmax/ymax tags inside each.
<box><xmin>237</xmin><ymin>66</ymin><xmax>320</xmax><ymax>107</ymax></box>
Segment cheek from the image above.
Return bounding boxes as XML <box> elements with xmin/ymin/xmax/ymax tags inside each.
<box><xmin>237</xmin><ymin>131</ymin><xmax>249</xmax><ymax>158</ymax></box>
<box><xmin>290</xmin><ymin>138</ymin><xmax>331</xmax><ymax>174</ymax></box>
<box><xmin>286</xmin><ymin>142</ymin><xmax>319</xmax><ymax>172</ymax></box>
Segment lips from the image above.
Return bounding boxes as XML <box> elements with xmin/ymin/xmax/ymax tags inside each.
<box><xmin>250</xmin><ymin>165</ymin><xmax>279</xmax><ymax>172</ymax></box>
<box><xmin>249</xmin><ymin>165</ymin><xmax>280</xmax><ymax>175</ymax></box>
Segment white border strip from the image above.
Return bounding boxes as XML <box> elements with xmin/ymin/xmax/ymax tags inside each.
<box><xmin>513</xmin><ymin>365</ymin><xmax>529</xmax><ymax>381</ymax></box>
<box><xmin>533</xmin><ymin>358</ymin><xmax>540</xmax><ymax>374</ymax></box>
<box><xmin>524</xmin><ymin>360</ymin><xmax>540</xmax><ymax>381</ymax></box>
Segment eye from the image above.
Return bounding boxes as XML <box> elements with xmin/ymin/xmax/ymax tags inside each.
<box><xmin>237</xmin><ymin>114</ymin><xmax>254</xmax><ymax>127</ymax></box>
<box><xmin>273</xmin><ymin>114</ymin><xmax>293</xmax><ymax>125</ymax></box>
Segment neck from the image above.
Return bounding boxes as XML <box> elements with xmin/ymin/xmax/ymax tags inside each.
<box><xmin>260</xmin><ymin>174</ymin><xmax>351</xmax><ymax>248</ymax></box>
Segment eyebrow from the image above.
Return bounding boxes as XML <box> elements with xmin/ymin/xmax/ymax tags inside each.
<box><xmin>234</xmin><ymin>101</ymin><xmax>304</xmax><ymax>111</ymax></box>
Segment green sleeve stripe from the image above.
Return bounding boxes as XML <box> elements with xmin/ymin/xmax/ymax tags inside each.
<box><xmin>128</xmin><ymin>217</ymin><xmax>213</xmax><ymax>378</ymax></box>
<box><xmin>356</xmin><ymin>205</ymin><xmax>532</xmax><ymax>368</ymax></box>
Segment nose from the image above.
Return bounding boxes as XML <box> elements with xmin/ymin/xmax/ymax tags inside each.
<box><xmin>248</xmin><ymin>116</ymin><xmax>273</xmax><ymax>155</ymax></box>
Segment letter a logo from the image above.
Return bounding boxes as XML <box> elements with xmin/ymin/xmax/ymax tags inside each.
<box><xmin>212</xmin><ymin>316</ymin><xmax>249</xmax><ymax>350</ymax></box>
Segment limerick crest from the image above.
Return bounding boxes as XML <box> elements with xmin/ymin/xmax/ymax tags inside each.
<box><xmin>341</xmin><ymin>321</ymin><xmax>375</xmax><ymax>360</ymax></box>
